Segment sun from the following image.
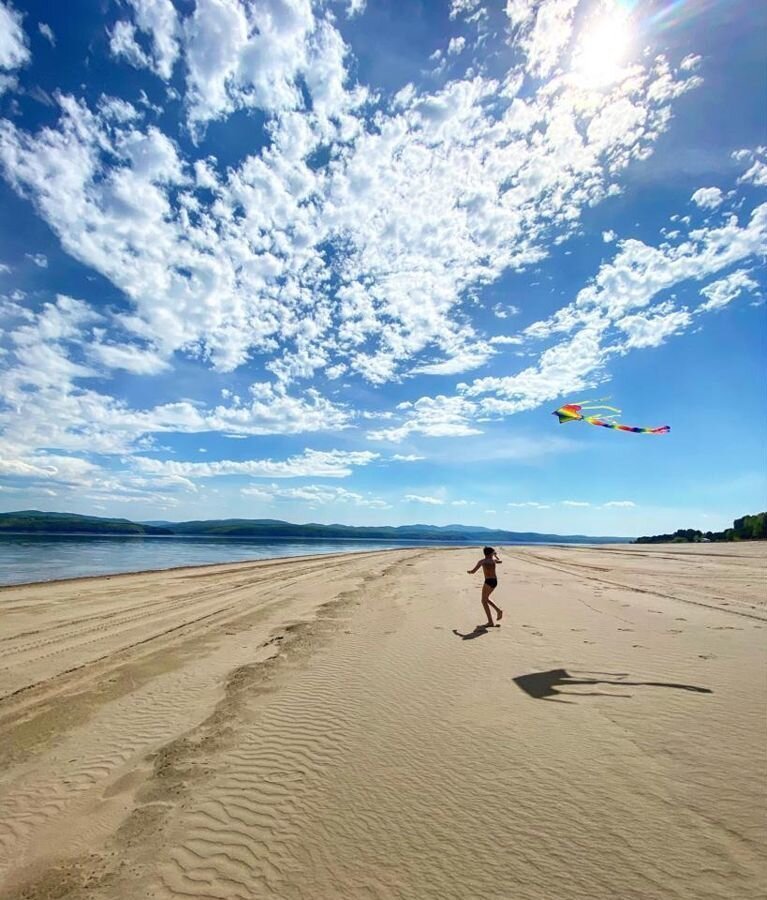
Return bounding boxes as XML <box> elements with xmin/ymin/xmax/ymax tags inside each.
<box><xmin>572</xmin><ymin>6</ymin><xmax>634</xmax><ymax>89</ymax></box>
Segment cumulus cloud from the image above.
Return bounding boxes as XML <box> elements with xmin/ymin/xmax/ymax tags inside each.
<box><xmin>735</xmin><ymin>147</ymin><xmax>767</xmax><ymax>188</ymax></box>
<box><xmin>109</xmin><ymin>0</ymin><xmax>179</xmax><ymax>80</ymax></box>
<box><xmin>404</xmin><ymin>494</ymin><xmax>444</xmax><ymax>505</ymax></box>
<box><xmin>0</xmin><ymin>1</ymin><xmax>30</xmax><ymax>71</ymax></box>
<box><xmin>691</xmin><ymin>186</ymin><xmax>723</xmax><ymax>210</ymax></box>
<box><xmin>699</xmin><ymin>269</ymin><xmax>759</xmax><ymax>312</ymax></box>
<box><xmin>604</xmin><ymin>500</ymin><xmax>635</xmax><ymax>508</ymax></box>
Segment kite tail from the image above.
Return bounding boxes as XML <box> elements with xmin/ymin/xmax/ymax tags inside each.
<box><xmin>584</xmin><ymin>417</ymin><xmax>670</xmax><ymax>434</ymax></box>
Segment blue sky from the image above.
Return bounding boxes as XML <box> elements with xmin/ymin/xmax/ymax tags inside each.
<box><xmin>0</xmin><ymin>0</ymin><xmax>764</xmax><ymax>535</ymax></box>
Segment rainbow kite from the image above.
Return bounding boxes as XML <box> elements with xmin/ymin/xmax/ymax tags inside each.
<box><xmin>552</xmin><ymin>400</ymin><xmax>670</xmax><ymax>435</ymax></box>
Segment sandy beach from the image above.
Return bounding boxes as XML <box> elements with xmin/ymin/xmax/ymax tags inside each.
<box><xmin>0</xmin><ymin>543</ymin><xmax>764</xmax><ymax>900</ymax></box>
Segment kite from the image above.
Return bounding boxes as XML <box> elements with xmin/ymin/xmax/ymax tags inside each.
<box><xmin>552</xmin><ymin>400</ymin><xmax>670</xmax><ymax>435</ymax></box>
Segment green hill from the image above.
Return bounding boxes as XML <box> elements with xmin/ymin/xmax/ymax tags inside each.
<box><xmin>0</xmin><ymin>511</ymin><xmax>632</xmax><ymax>543</ymax></box>
<box><xmin>0</xmin><ymin>510</ymin><xmax>173</xmax><ymax>536</ymax></box>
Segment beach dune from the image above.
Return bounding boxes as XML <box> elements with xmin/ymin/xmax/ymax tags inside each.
<box><xmin>0</xmin><ymin>544</ymin><xmax>765</xmax><ymax>899</ymax></box>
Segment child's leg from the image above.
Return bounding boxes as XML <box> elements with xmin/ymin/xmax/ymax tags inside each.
<box><xmin>481</xmin><ymin>584</ymin><xmax>496</xmax><ymax>625</ymax></box>
<box><xmin>486</xmin><ymin>586</ymin><xmax>503</xmax><ymax>620</ymax></box>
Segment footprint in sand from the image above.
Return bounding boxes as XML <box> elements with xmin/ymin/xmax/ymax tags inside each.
<box><xmin>618</xmin><ymin>628</ymin><xmax>633</xmax><ymax>632</ymax></box>
<box><xmin>699</xmin><ymin>653</ymin><xmax>716</xmax><ymax>660</ymax></box>
<box><xmin>675</xmin><ymin>617</ymin><xmax>687</xmax><ymax>622</ymax></box>
<box><xmin>582</xmin><ymin>640</ymin><xmax>595</xmax><ymax>644</ymax></box>
<box><xmin>667</xmin><ymin>629</ymin><xmax>683</xmax><ymax>634</ymax></box>
<box><xmin>632</xmin><ymin>644</ymin><xmax>645</xmax><ymax>649</ymax></box>
<box><xmin>570</xmin><ymin>628</ymin><xmax>585</xmax><ymax>633</ymax></box>
<box><xmin>649</xmin><ymin>610</ymin><xmax>663</xmax><ymax>614</ymax></box>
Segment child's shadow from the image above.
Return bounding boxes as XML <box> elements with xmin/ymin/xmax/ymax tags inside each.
<box><xmin>453</xmin><ymin>625</ymin><xmax>496</xmax><ymax>640</ymax></box>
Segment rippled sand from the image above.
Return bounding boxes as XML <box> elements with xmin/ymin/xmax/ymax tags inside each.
<box><xmin>1</xmin><ymin>543</ymin><xmax>765</xmax><ymax>899</ymax></box>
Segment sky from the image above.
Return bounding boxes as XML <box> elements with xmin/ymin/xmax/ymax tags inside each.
<box><xmin>0</xmin><ymin>0</ymin><xmax>764</xmax><ymax>536</ymax></box>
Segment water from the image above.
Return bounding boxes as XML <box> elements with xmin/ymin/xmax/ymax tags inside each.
<box><xmin>0</xmin><ymin>533</ymin><xmax>479</xmax><ymax>587</ymax></box>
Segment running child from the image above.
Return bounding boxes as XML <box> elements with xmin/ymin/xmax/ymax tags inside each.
<box><xmin>467</xmin><ymin>546</ymin><xmax>503</xmax><ymax>627</ymax></box>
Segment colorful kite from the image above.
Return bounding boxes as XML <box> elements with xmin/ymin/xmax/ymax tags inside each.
<box><xmin>552</xmin><ymin>400</ymin><xmax>670</xmax><ymax>435</ymax></box>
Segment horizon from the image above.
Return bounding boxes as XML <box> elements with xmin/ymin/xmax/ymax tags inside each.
<box><xmin>0</xmin><ymin>0</ymin><xmax>765</xmax><ymax>536</ymax></box>
<box><xmin>5</xmin><ymin>505</ymin><xmax>763</xmax><ymax>539</ymax></box>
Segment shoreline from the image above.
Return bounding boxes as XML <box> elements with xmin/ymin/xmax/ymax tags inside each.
<box><xmin>1</xmin><ymin>544</ymin><xmax>764</xmax><ymax>899</ymax></box>
<box><xmin>0</xmin><ymin>538</ymin><xmax>640</xmax><ymax>590</ymax></box>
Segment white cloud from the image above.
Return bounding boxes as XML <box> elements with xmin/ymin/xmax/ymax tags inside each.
<box><xmin>242</xmin><ymin>482</ymin><xmax>388</xmax><ymax>508</ymax></box>
<box><xmin>345</xmin><ymin>0</ymin><xmax>366</xmax><ymax>16</ymax></box>
<box><xmin>0</xmin><ymin>1</ymin><xmax>30</xmax><ymax>71</ymax></box>
<box><xmin>0</xmin><ymin>73</ymin><xmax>17</xmax><ymax>96</ymax></box>
<box><xmin>134</xmin><ymin>448</ymin><xmax>379</xmax><ymax>479</ymax></box>
<box><xmin>604</xmin><ymin>500</ymin><xmax>635</xmax><ymax>508</ymax></box>
<box><xmin>519</xmin><ymin>0</ymin><xmax>579</xmax><ymax>79</ymax></box>
<box><xmin>735</xmin><ymin>147</ymin><xmax>767</xmax><ymax>188</ymax></box>
<box><xmin>0</xmin><ymin>19</ymin><xmax>702</xmax><ymax>390</ymax></box>
<box><xmin>508</xmin><ymin>501</ymin><xmax>550</xmax><ymax>509</ymax></box>
<box><xmin>447</xmin><ymin>37</ymin><xmax>466</xmax><ymax>56</ymax></box>
<box><xmin>404</xmin><ymin>494</ymin><xmax>444</xmax><ymax>505</ymax></box>
<box><xmin>368</xmin><ymin>395</ymin><xmax>481</xmax><ymax>442</ymax></box>
<box><xmin>602</xmin><ymin>229</ymin><xmax>616</xmax><ymax>243</ymax></box>
<box><xmin>562</xmin><ymin>500</ymin><xmax>590</xmax><ymax>507</ymax></box>
<box><xmin>88</xmin><ymin>341</ymin><xmax>171</xmax><ymax>374</ymax></box>
<box><xmin>391</xmin><ymin>454</ymin><xmax>425</xmax><ymax>462</ymax></box>
<box><xmin>489</xmin><ymin>334</ymin><xmax>524</xmax><ymax>345</ymax></box>
<box><xmin>699</xmin><ymin>269</ymin><xmax>758</xmax><ymax>312</ymax></box>
<box><xmin>411</xmin><ymin>342</ymin><xmax>495</xmax><ymax>376</ymax></box>
<box><xmin>450</xmin><ymin>0</ymin><xmax>481</xmax><ymax>20</ymax></box>
<box><xmin>25</xmin><ymin>252</ymin><xmax>47</xmax><ymax>267</ymax></box>
<box><xmin>617</xmin><ymin>303</ymin><xmax>692</xmax><ymax>350</ymax></box>
<box><xmin>38</xmin><ymin>22</ymin><xmax>55</xmax><ymax>46</ymax></box>
<box><xmin>110</xmin><ymin>0</ymin><xmax>179</xmax><ymax>80</ymax></box>
<box><xmin>492</xmin><ymin>303</ymin><xmax>520</xmax><ymax>319</ymax></box>
<box><xmin>679</xmin><ymin>54</ymin><xmax>701</xmax><ymax>72</ymax></box>
<box><xmin>691</xmin><ymin>186</ymin><xmax>723</xmax><ymax>210</ymax></box>
<box><xmin>109</xmin><ymin>21</ymin><xmax>152</xmax><ymax>72</ymax></box>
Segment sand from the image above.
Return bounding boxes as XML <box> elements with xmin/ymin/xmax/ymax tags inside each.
<box><xmin>0</xmin><ymin>543</ymin><xmax>765</xmax><ymax>900</ymax></box>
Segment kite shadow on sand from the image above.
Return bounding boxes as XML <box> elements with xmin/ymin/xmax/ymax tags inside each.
<box><xmin>513</xmin><ymin>669</ymin><xmax>712</xmax><ymax>703</ymax></box>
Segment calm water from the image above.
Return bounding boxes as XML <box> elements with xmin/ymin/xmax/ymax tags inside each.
<box><xmin>0</xmin><ymin>534</ymin><xmax>477</xmax><ymax>587</ymax></box>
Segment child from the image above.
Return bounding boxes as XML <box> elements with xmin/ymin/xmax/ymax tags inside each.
<box><xmin>467</xmin><ymin>547</ymin><xmax>503</xmax><ymax>627</ymax></box>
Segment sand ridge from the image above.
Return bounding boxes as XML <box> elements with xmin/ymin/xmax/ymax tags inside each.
<box><xmin>0</xmin><ymin>544</ymin><xmax>765</xmax><ymax>899</ymax></box>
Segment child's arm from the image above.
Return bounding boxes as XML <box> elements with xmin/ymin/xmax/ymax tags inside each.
<box><xmin>467</xmin><ymin>561</ymin><xmax>482</xmax><ymax>574</ymax></box>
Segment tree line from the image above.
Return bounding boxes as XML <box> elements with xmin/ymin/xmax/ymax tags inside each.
<box><xmin>635</xmin><ymin>512</ymin><xmax>766</xmax><ymax>544</ymax></box>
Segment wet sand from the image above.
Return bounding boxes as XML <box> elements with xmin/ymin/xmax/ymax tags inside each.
<box><xmin>1</xmin><ymin>543</ymin><xmax>765</xmax><ymax>899</ymax></box>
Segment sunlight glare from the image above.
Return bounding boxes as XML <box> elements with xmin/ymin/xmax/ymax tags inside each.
<box><xmin>572</xmin><ymin>6</ymin><xmax>634</xmax><ymax>89</ymax></box>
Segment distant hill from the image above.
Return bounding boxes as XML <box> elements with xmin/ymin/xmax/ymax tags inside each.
<box><xmin>0</xmin><ymin>510</ymin><xmax>173</xmax><ymax>536</ymax></box>
<box><xmin>635</xmin><ymin>512</ymin><xmax>766</xmax><ymax>544</ymax></box>
<box><xmin>0</xmin><ymin>510</ymin><xmax>633</xmax><ymax>544</ymax></box>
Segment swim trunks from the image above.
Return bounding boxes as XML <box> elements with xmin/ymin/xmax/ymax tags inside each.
<box><xmin>484</xmin><ymin>577</ymin><xmax>498</xmax><ymax>588</ymax></box>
